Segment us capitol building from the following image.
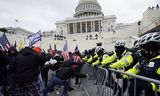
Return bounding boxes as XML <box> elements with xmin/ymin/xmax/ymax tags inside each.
<box><xmin>1</xmin><ymin>0</ymin><xmax>160</xmax><ymax>52</ymax></box>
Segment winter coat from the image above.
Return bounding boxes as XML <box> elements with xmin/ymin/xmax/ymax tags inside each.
<box><xmin>55</xmin><ymin>66</ymin><xmax>86</xmax><ymax>80</ymax></box>
<box><xmin>11</xmin><ymin>47</ymin><xmax>49</xmax><ymax>83</ymax></box>
<box><xmin>0</xmin><ymin>50</ymin><xmax>8</xmax><ymax>85</ymax></box>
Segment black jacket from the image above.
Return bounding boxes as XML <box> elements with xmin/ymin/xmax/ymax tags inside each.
<box><xmin>11</xmin><ymin>47</ymin><xmax>48</xmax><ymax>83</ymax></box>
<box><xmin>55</xmin><ymin>66</ymin><xmax>86</xmax><ymax>80</ymax></box>
<box><xmin>0</xmin><ymin>50</ymin><xmax>8</xmax><ymax>85</ymax></box>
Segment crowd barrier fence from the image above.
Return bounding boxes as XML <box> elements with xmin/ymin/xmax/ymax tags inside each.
<box><xmin>80</xmin><ymin>64</ymin><xmax>160</xmax><ymax>96</ymax></box>
<box><xmin>80</xmin><ymin>64</ymin><xmax>108</xmax><ymax>96</ymax></box>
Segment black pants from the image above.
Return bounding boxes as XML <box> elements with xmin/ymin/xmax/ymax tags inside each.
<box><xmin>116</xmin><ymin>76</ymin><xmax>128</xmax><ymax>96</ymax></box>
<box><xmin>41</xmin><ymin>68</ymin><xmax>49</xmax><ymax>87</ymax></box>
<box><xmin>122</xmin><ymin>78</ymin><xmax>128</xmax><ymax>94</ymax></box>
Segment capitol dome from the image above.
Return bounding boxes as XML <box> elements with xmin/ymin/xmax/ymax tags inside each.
<box><xmin>74</xmin><ymin>0</ymin><xmax>104</xmax><ymax>17</ymax></box>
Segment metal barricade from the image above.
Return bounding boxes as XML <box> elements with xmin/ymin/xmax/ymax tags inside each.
<box><xmin>108</xmin><ymin>68</ymin><xmax>160</xmax><ymax>96</ymax></box>
<box><xmin>80</xmin><ymin>64</ymin><xmax>108</xmax><ymax>96</ymax></box>
<box><xmin>80</xmin><ymin>64</ymin><xmax>160</xmax><ymax>96</ymax></box>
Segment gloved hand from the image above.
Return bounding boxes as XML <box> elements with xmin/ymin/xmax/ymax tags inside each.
<box><xmin>123</xmin><ymin>74</ymin><xmax>129</xmax><ymax>79</ymax></box>
<box><xmin>116</xmin><ymin>73</ymin><xmax>122</xmax><ymax>79</ymax></box>
<box><xmin>45</xmin><ymin>61</ymin><xmax>50</xmax><ymax>65</ymax></box>
<box><xmin>45</xmin><ymin>58</ymin><xmax>57</xmax><ymax>66</ymax></box>
<box><xmin>88</xmin><ymin>62</ymin><xmax>92</xmax><ymax>66</ymax></box>
<box><xmin>93</xmin><ymin>65</ymin><xmax>98</xmax><ymax>69</ymax></box>
<box><xmin>101</xmin><ymin>64</ymin><xmax>106</xmax><ymax>68</ymax></box>
<box><xmin>105</xmin><ymin>65</ymin><xmax>110</xmax><ymax>69</ymax></box>
<box><xmin>49</xmin><ymin>59</ymin><xmax>57</xmax><ymax>65</ymax></box>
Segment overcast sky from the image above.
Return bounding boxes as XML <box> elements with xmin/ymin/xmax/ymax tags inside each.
<box><xmin>0</xmin><ymin>0</ymin><xmax>159</xmax><ymax>32</ymax></box>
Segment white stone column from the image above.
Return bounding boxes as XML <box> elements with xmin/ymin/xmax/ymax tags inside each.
<box><xmin>73</xmin><ymin>23</ymin><xmax>75</xmax><ymax>34</ymax></box>
<box><xmin>93</xmin><ymin>21</ymin><xmax>95</xmax><ymax>32</ymax></box>
<box><xmin>91</xmin><ymin>21</ymin><xmax>92</xmax><ymax>32</ymax></box>
<box><xmin>99</xmin><ymin>20</ymin><xmax>101</xmax><ymax>31</ymax></box>
<box><xmin>67</xmin><ymin>23</ymin><xmax>70</xmax><ymax>34</ymax></box>
<box><xmin>75</xmin><ymin>23</ymin><xmax>77</xmax><ymax>34</ymax></box>
<box><xmin>67</xmin><ymin>24</ymin><xmax>68</xmax><ymax>34</ymax></box>
<box><xmin>80</xmin><ymin>22</ymin><xmax>82</xmax><ymax>33</ymax></box>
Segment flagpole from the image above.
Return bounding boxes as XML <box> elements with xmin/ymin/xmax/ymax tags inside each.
<box><xmin>63</xmin><ymin>40</ymin><xmax>68</xmax><ymax>51</ymax></box>
<box><xmin>14</xmin><ymin>19</ymin><xmax>19</xmax><ymax>28</ymax></box>
<box><xmin>14</xmin><ymin>20</ymin><xmax>16</xmax><ymax>28</ymax></box>
<box><xmin>40</xmin><ymin>30</ymin><xmax>42</xmax><ymax>48</ymax></box>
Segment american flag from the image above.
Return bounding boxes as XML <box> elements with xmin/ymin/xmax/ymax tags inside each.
<box><xmin>0</xmin><ymin>33</ymin><xmax>10</xmax><ymax>51</ymax></box>
<box><xmin>63</xmin><ymin>40</ymin><xmax>68</xmax><ymax>51</ymax></box>
<box><xmin>75</xmin><ymin>45</ymin><xmax>79</xmax><ymax>52</ymax></box>
<box><xmin>61</xmin><ymin>51</ymin><xmax>70</xmax><ymax>61</ymax></box>
<box><xmin>73</xmin><ymin>54</ymin><xmax>82</xmax><ymax>62</ymax></box>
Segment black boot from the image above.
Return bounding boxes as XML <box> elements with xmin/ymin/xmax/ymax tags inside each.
<box><xmin>117</xmin><ymin>87</ymin><xmax>122</xmax><ymax>96</ymax></box>
<box><xmin>105</xmin><ymin>82</ymin><xmax>117</xmax><ymax>95</ymax></box>
<box><xmin>69</xmin><ymin>87</ymin><xmax>74</xmax><ymax>92</ymax></box>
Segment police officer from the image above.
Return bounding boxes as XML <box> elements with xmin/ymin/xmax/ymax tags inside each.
<box><xmin>101</xmin><ymin>40</ymin><xmax>129</xmax><ymax>96</ymax></box>
<box><xmin>101</xmin><ymin>40</ymin><xmax>127</xmax><ymax>67</ymax></box>
<box><xmin>125</xmin><ymin>32</ymin><xmax>160</xmax><ymax>96</ymax></box>
<box><xmin>92</xmin><ymin>48</ymin><xmax>104</xmax><ymax>67</ymax></box>
<box><xmin>87</xmin><ymin>48</ymin><xmax>96</xmax><ymax>64</ymax></box>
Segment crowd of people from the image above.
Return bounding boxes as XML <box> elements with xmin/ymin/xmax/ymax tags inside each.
<box><xmin>0</xmin><ymin>31</ymin><xmax>160</xmax><ymax>96</ymax></box>
<box><xmin>0</xmin><ymin>46</ymin><xmax>86</xmax><ymax>96</ymax></box>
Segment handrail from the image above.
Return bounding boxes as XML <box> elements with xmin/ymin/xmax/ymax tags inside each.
<box><xmin>108</xmin><ymin>68</ymin><xmax>160</xmax><ymax>85</ymax></box>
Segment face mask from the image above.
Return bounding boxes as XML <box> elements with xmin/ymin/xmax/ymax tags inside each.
<box><xmin>140</xmin><ymin>50</ymin><xmax>152</xmax><ymax>60</ymax></box>
<box><xmin>115</xmin><ymin>46</ymin><xmax>125</xmax><ymax>55</ymax></box>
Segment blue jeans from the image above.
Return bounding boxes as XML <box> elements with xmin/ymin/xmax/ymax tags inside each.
<box><xmin>0</xmin><ymin>86</ymin><xmax>3</xmax><ymax>96</ymax></box>
<box><xmin>43</xmin><ymin>76</ymin><xmax>69</xmax><ymax>96</ymax></box>
<box><xmin>38</xmin><ymin>73</ymin><xmax>45</xmax><ymax>91</ymax></box>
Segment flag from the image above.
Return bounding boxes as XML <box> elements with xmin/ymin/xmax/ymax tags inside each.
<box><xmin>0</xmin><ymin>33</ymin><xmax>10</xmax><ymax>51</ymax></box>
<box><xmin>42</xmin><ymin>49</ymin><xmax>46</xmax><ymax>53</ymax></box>
<box><xmin>62</xmin><ymin>40</ymin><xmax>69</xmax><ymax>61</ymax></box>
<box><xmin>73</xmin><ymin>45</ymin><xmax>82</xmax><ymax>62</ymax></box>
<box><xmin>0</xmin><ymin>45</ymin><xmax>4</xmax><ymax>51</ymax></box>
<box><xmin>15</xmin><ymin>19</ymin><xmax>19</xmax><ymax>23</ymax></box>
<box><xmin>73</xmin><ymin>54</ymin><xmax>82</xmax><ymax>62</ymax></box>
<box><xmin>75</xmin><ymin>45</ymin><xmax>79</xmax><ymax>52</ymax></box>
<box><xmin>49</xmin><ymin>44</ymin><xmax>52</xmax><ymax>50</ymax></box>
<box><xmin>110</xmin><ymin>25</ymin><xmax>116</xmax><ymax>34</ymax></box>
<box><xmin>14</xmin><ymin>41</ymin><xmax>17</xmax><ymax>49</ymax></box>
<box><xmin>19</xmin><ymin>41</ymin><xmax>23</xmax><ymax>51</ymax></box>
<box><xmin>61</xmin><ymin>51</ymin><xmax>70</xmax><ymax>61</ymax></box>
<box><xmin>63</xmin><ymin>40</ymin><xmax>68</xmax><ymax>51</ymax></box>
<box><xmin>28</xmin><ymin>31</ymin><xmax>42</xmax><ymax>47</ymax></box>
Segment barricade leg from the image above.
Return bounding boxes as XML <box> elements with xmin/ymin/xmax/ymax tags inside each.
<box><xmin>128</xmin><ymin>79</ymin><xmax>136</xmax><ymax>96</ymax></box>
<box><xmin>105</xmin><ymin>70</ymin><xmax>122</xmax><ymax>96</ymax></box>
<box><xmin>80</xmin><ymin>64</ymin><xmax>108</xmax><ymax>96</ymax></box>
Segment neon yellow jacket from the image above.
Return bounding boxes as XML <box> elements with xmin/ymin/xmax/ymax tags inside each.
<box><xmin>82</xmin><ymin>55</ymin><xmax>88</xmax><ymax>61</ymax></box>
<box><xmin>87</xmin><ymin>55</ymin><xmax>93</xmax><ymax>63</ymax></box>
<box><xmin>123</xmin><ymin>55</ymin><xmax>160</xmax><ymax>81</ymax></box>
<box><xmin>110</xmin><ymin>52</ymin><xmax>133</xmax><ymax>69</ymax></box>
<box><xmin>93</xmin><ymin>54</ymin><xmax>98</xmax><ymax>59</ymax></box>
<box><xmin>92</xmin><ymin>57</ymin><xmax>100</xmax><ymax>66</ymax></box>
<box><xmin>101</xmin><ymin>52</ymin><xmax>117</xmax><ymax>67</ymax></box>
<box><xmin>150</xmin><ymin>55</ymin><xmax>160</xmax><ymax>92</ymax></box>
<box><xmin>123</xmin><ymin>63</ymin><xmax>140</xmax><ymax>79</ymax></box>
<box><xmin>102</xmin><ymin>54</ymin><xmax>108</xmax><ymax>60</ymax></box>
<box><xmin>101</xmin><ymin>50</ymin><xmax>127</xmax><ymax>67</ymax></box>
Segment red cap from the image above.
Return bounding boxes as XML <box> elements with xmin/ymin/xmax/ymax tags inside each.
<box><xmin>33</xmin><ymin>47</ymin><xmax>41</xmax><ymax>54</ymax></box>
